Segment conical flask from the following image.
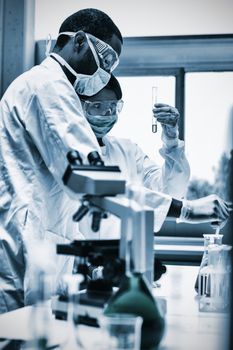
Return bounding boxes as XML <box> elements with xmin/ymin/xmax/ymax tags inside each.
<box><xmin>104</xmin><ymin>185</ymin><xmax>165</xmax><ymax>350</ymax></box>
<box><xmin>195</xmin><ymin>233</ymin><xmax>223</xmax><ymax>293</ymax></box>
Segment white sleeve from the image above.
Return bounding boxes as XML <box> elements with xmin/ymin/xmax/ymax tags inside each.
<box><xmin>159</xmin><ymin>140</ymin><xmax>190</xmax><ymax>199</ymax></box>
<box><xmin>143</xmin><ymin>186</ymin><xmax>172</xmax><ymax>233</ymax></box>
<box><xmin>134</xmin><ymin>141</ymin><xmax>190</xmax><ymax>232</ymax></box>
<box><xmin>136</xmin><ymin>140</ymin><xmax>190</xmax><ymax>199</ymax></box>
<box><xmin>24</xmin><ymin>78</ymin><xmax>100</xmax><ymax>188</ymax></box>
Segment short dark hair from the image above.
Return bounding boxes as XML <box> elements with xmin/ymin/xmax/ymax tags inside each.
<box><xmin>55</xmin><ymin>8</ymin><xmax>123</xmax><ymax>49</ymax></box>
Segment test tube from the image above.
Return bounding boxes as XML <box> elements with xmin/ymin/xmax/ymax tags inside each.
<box><xmin>152</xmin><ymin>86</ymin><xmax>158</xmax><ymax>133</ymax></box>
<box><xmin>214</xmin><ymin>226</ymin><xmax>223</xmax><ymax>245</ymax></box>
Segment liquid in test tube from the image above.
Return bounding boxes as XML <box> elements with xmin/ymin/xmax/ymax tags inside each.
<box><xmin>152</xmin><ymin>86</ymin><xmax>158</xmax><ymax>133</ymax></box>
<box><xmin>215</xmin><ymin>226</ymin><xmax>220</xmax><ymax>236</ymax></box>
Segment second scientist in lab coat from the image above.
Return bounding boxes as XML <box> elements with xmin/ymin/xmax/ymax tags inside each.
<box><xmin>78</xmin><ymin>75</ymin><xmax>230</xmax><ymax>238</ymax></box>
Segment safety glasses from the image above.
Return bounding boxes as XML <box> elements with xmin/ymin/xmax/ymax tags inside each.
<box><xmin>85</xmin><ymin>33</ymin><xmax>119</xmax><ymax>73</ymax></box>
<box><xmin>57</xmin><ymin>31</ymin><xmax>119</xmax><ymax>73</ymax></box>
<box><xmin>81</xmin><ymin>99</ymin><xmax>124</xmax><ymax>116</ymax></box>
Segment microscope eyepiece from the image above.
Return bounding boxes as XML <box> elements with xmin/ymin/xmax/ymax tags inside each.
<box><xmin>87</xmin><ymin>151</ymin><xmax>104</xmax><ymax>166</ymax></box>
<box><xmin>67</xmin><ymin>150</ymin><xmax>83</xmax><ymax>165</ymax></box>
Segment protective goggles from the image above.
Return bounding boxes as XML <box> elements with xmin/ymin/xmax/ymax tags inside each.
<box><xmin>81</xmin><ymin>99</ymin><xmax>124</xmax><ymax>116</ymax></box>
<box><xmin>57</xmin><ymin>31</ymin><xmax>119</xmax><ymax>73</ymax></box>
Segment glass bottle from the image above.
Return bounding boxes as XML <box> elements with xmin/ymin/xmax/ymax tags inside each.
<box><xmin>104</xmin><ymin>185</ymin><xmax>165</xmax><ymax>350</ymax></box>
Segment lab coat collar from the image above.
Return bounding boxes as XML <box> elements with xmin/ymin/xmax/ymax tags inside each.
<box><xmin>40</xmin><ymin>56</ymin><xmax>76</xmax><ymax>88</ymax></box>
<box><xmin>50</xmin><ymin>54</ymin><xmax>76</xmax><ymax>86</ymax></box>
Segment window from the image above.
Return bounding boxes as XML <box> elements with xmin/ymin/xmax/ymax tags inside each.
<box><xmin>109</xmin><ymin>76</ymin><xmax>175</xmax><ymax>165</ymax></box>
<box><xmin>112</xmin><ymin>35</ymin><xmax>233</xmax><ymax>239</ymax></box>
<box><xmin>185</xmin><ymin>72</ymin><xmax>233</xmax><ymax>202</ymax></box>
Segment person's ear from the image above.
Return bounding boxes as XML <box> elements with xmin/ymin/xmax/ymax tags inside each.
<box><xmin>74</xmin><ymin>31</ymin><xmax>87</xmax><ymax>52</ymax></box>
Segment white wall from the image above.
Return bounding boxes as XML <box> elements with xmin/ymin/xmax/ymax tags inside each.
<box><xmin>35</xmin><ymin>0</ymin><xmax>233</xmax><ymax>40</ymax></box>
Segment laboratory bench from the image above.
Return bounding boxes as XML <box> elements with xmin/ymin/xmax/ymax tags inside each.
<box><xmin>154</xmin><ymin>236</ymin><xmax>204</xmax><ymax>265</ymax></box>
<box><xmin>0</xmin><ymin>265</ymin><xmax>230</xmax><ymax>350</ymax></box>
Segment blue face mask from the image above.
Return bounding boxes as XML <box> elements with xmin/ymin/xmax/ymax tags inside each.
<box><xmin>85</xmin><ymin>114</ymin><xmax>118</xmax><ymax>138</ymax></box>
<box><xmin>50</xmin><ymin>52</ymin><xmax>111</xmax><ymax>97</ymax></box>
<box><xmin>74</xmin><ymin>68</ymin><xmax>110</xmax><ymax>96</ymax></box>
<box><xmin>75</xmin><ymin>33</ymin><xmax>119</xmax><ymax>96</ymax></box>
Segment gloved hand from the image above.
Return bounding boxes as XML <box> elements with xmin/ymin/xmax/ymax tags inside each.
<box><xmin>177</xmin><ymin>194</ymin><xmax>232</xmax><ymax>229</ymax></box>
<box><xmin>152</xmin><ymin>103</ymin><xmax>180</xmax><ymax>148</ymax></box>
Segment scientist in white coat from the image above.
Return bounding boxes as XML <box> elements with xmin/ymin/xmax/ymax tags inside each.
<box><xmin>0</xmin><ymin>8</ymin><xmax>123</xmax><ymax>313</ymax></box>
<box><xmin>78</xmin><ymin>75</ymin><xmax>231</xmax><ymax>238</ymax></box>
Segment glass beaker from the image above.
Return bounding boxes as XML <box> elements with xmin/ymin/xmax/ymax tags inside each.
<box><xmin>195</xmin><ymin>234</ymin><xmax>214</xmax><ymax>292</ymax></box>
<box><xmin>60</xmin><ymin>274</ymin><xmax>84</xmax><ymax>350</ymax></box>
<box><xmin>195</xmin><ymin>234</ymin><xmax>223</xmax><ymax>293</ymax></box>
<box><xmin>29</xmin><ymin>271</ymin><xmax>54</xmax><ymax>350</ymax></box>
<box><xmin>99</xmin><ymin>313</ymin><xmax>143</xmax><ymax>350</ymax></box>
<box><xmin>199</xmin><ymin>244</ymin><xmax>232</xmax><ymax>313</ymax></box>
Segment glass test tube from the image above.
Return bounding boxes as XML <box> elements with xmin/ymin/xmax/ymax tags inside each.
<box><xmin>215</xmin><ymin>226</ymin><xmax>220</xmax><ymax>236</ymax></box>
<box><xmin>152</xmin><ymin>86</ymin><xmax>158</xmax><ymax>133</ymax></box>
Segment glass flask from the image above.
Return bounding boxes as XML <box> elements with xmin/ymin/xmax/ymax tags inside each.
<box><xmin>194</xmin><ymin>234</ymin><xmax>223</xmax><ymax>293</ymax></box>
<box><xmin>104</xmin><ymin>185</ymin><xmax>165</xmax><ymax>350</ymax></box>
<box><xmin>199</xmin><ymin>244</ymin><xmax>232</xmax><ymax>312</ymax></box>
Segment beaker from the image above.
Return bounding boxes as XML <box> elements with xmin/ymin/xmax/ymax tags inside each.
<box><xmin>199</xmin><ymin>244</ymin><xmax>232</xmax><ymax>313</ymax></box>
<box><xmin>29</xmin><ymin>271</ymin><xmax>54</xmax><ymax>350</ymax></box>
<box><xmin>195</xmin><ymin>234</ymin><xmax>215</xmax><ymax>292</ymax></box>
<box><xmin>99</xmin><ymin>313</ymin><xmax>143</xmax><ymax>350</ymax></box>
<box><xmin>60</xmin><ymin>274</ymin><xmax>84</xmax><ymax>350</ymax></box>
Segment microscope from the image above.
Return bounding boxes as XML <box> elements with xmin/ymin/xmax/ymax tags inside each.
<box><xmin>52</xmin><ymin>150</ymin><xmax>165</xmax><ymax>325</ymax></box>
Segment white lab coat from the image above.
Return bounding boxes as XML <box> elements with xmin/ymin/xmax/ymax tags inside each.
<box><xmin>0</xmin><ymin>57</ymin><xmax>100</xmax><ymax>313</ymax></box>
<box><xmin>0</xmin><ymin>56</ymin><xmax>190</xmax><ymax>313</ymax></box>
<box><xmin>79</xmin><ymin>135</ymin><xmax>190</xmax><ymax>239</ymax></box>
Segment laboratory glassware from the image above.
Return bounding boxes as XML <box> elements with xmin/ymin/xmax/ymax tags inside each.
<box><xmin>30</xmin><ymin>271</ymin><xmax>53</xmax><ymax>350</ymax></box>
<box><xmin>194</xmin><ymin>233</ymin><xmax>223</xmax><ymax>292</ymax></box>
<box><xmin>61</xmin><ymin>274</ymin><xmax>84</xmax><ymax>350</ymax></box>
<box><xmin>28</xmin><ymin>239</ymin><xmax>57</xmax><ymax>350</ymax></box>
<box><xmin>152</xmin><ymin>86</ymin><xmax>158</xmax><ymax>133</ymax></box>
<box><xmin>199</xmin><ymin>244</ymin><xmax>232</xmax><ymax>312</ymax></box>
<box><xmin>99</xmin><ymin>313</ymin><xmax>143</xmax><ymax>350</ymax></box>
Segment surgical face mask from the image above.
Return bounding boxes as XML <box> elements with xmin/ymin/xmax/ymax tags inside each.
<box><xmin>51</xmin><ymin>32</ymin><xmax>119</xmax><ymax>96</ymax></box>
<box><xmin>81</xmin><ymin>99</ymin><xmax>123</xmax><ymax>138</ymax></box>
<box><xmin>85</xmin><ymin>113</ymin><xmax>118</xmax><ymax>138</ymax></box>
